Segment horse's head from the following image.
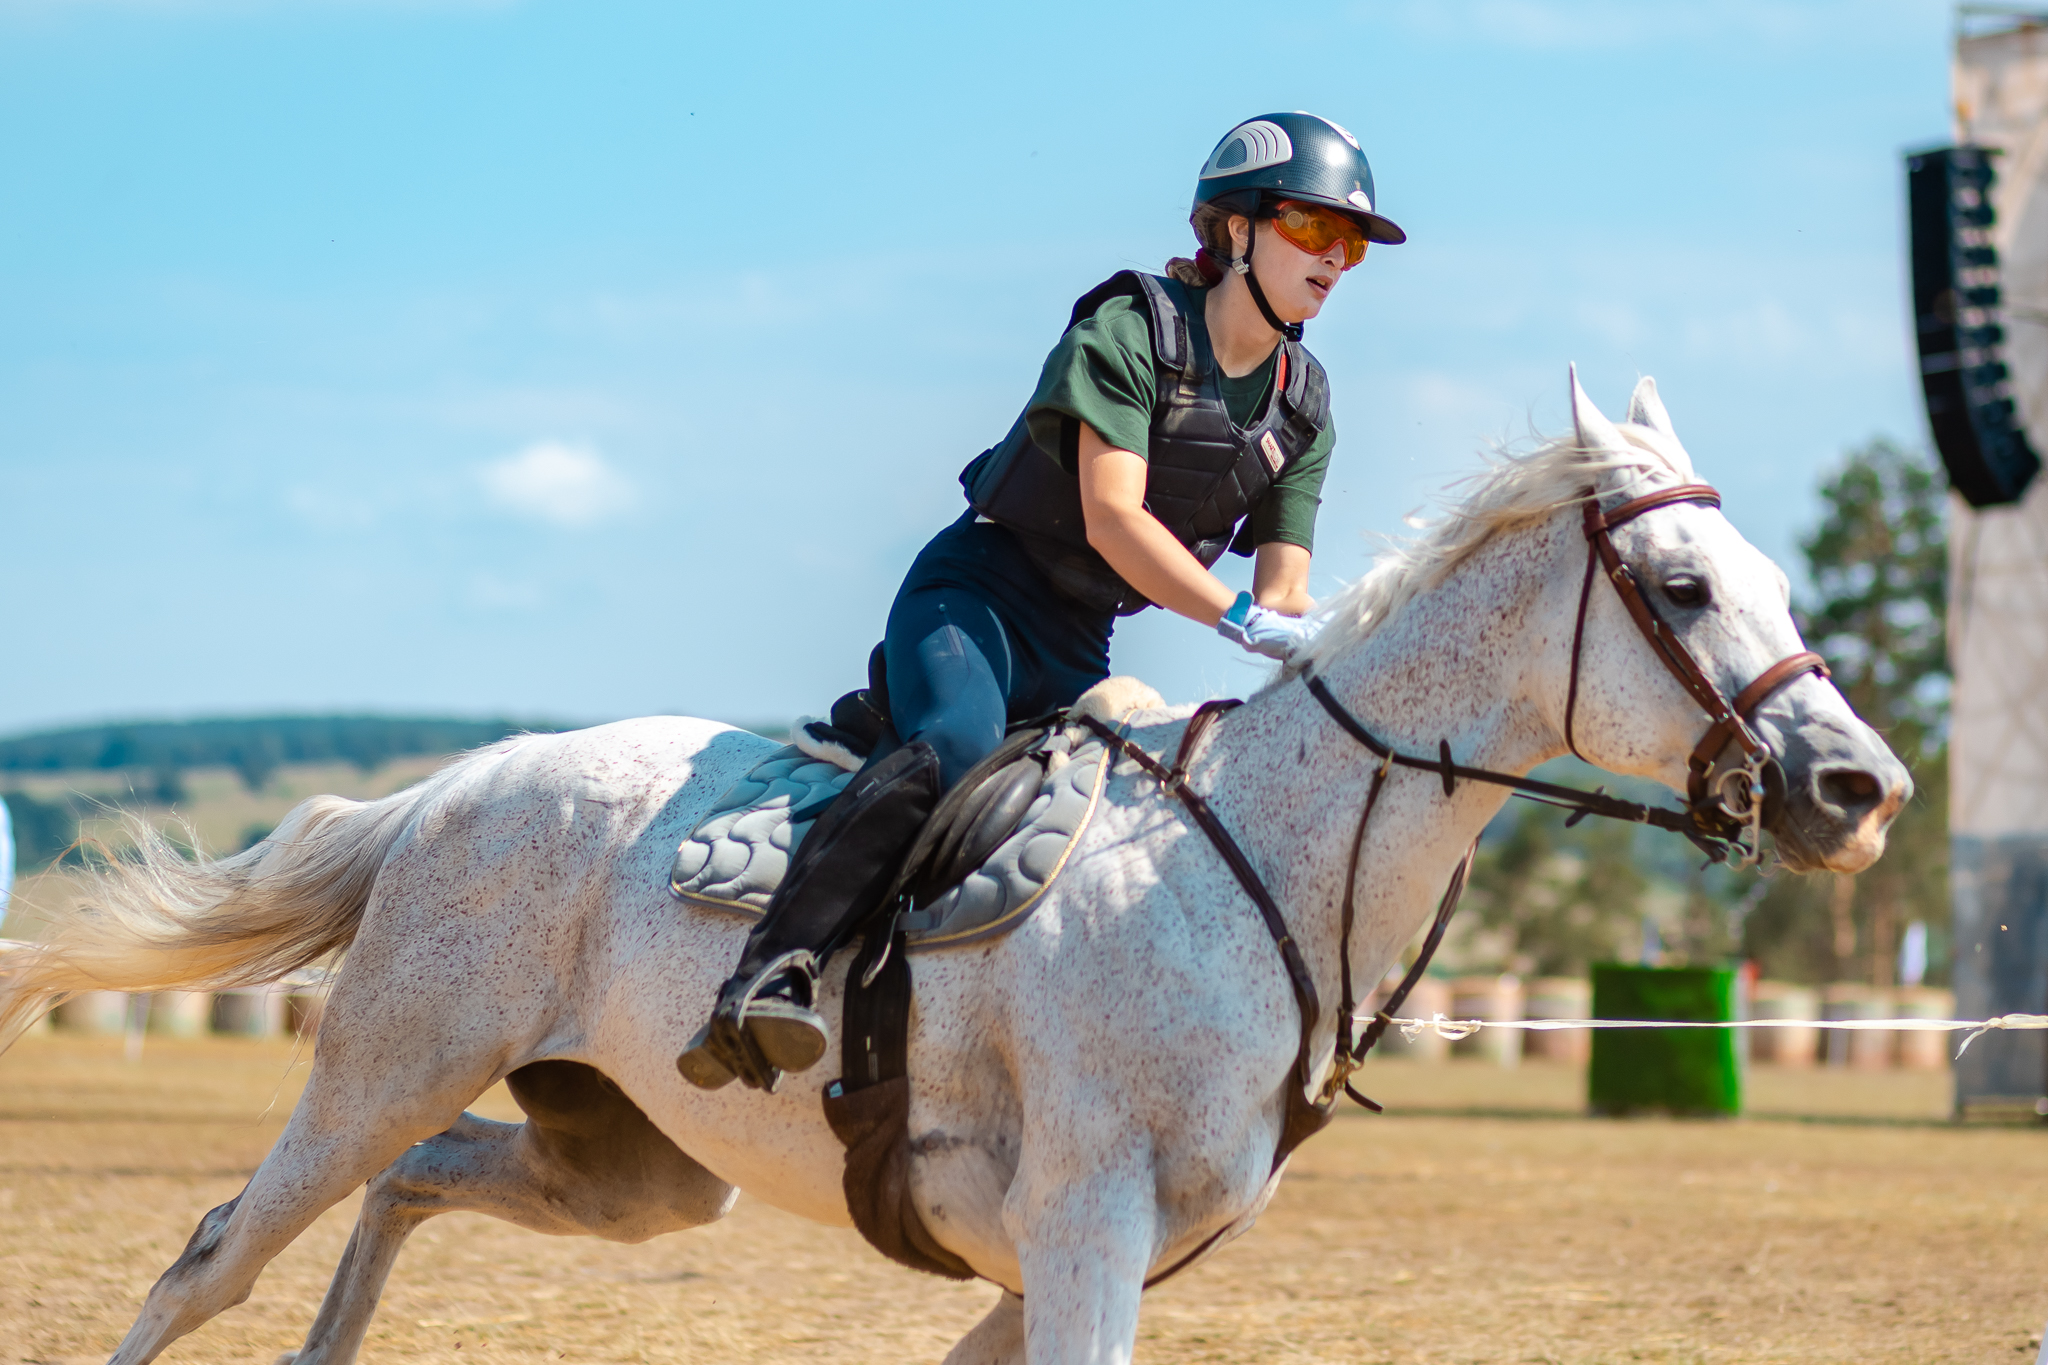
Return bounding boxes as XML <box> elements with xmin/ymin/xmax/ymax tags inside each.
<box><xmin>1560</xmin><ymin>371</ymin><xmax>1909</xmax><ymax>873</ymax></box>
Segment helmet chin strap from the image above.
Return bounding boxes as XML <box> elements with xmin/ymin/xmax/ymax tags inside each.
<box><xmin>1231</xmin><ymin>220</ymin><xmax>1304</xmax><ymax>343</ymax></box>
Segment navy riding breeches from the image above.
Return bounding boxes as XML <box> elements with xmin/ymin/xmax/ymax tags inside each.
<box><xmin>880</xmin><ymin>511</ymin><xmax>1114</xmax><ymax>789</ymax></box>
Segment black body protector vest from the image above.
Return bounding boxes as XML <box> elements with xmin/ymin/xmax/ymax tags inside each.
<box><xmin>960</xmin><ymin>271</ymin><xmax>1331</xmax><ymax>616</ymax></box>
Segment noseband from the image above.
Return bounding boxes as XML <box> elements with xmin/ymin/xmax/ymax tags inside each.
<box><xmin>1564</xmin><ymin>483</ymin><xmax>1828</xmax><ymax>866</ymax></box>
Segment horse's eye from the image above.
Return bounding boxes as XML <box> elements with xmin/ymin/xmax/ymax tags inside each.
<box><xmin>1663</xmin><ymin>575</ymin><xmax>1709</xmax><ymax>609</ymax></box>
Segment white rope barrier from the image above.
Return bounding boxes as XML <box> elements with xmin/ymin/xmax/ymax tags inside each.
<box><xmin>1383</xmin><ymin>1012</ymin><xmax>2048</xmax><ymax>1057</ymax></box>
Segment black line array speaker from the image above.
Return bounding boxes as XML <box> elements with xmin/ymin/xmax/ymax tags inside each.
<box><xmin>1907</xmin><ymin>144</ymin><xmax>2042</xmax><ymax>508</ymax></box>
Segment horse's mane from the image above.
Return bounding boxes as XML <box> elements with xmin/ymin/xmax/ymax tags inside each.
<box><xmin>1285</xmin><ymin>423</ymin><xmax>1696</xmax><ymax>678</ymax></box>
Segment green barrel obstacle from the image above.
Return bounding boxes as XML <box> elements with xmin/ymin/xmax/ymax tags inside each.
<box><xmin>1587</xmin><ymin>964</ymin><xmax>1740</xmax><ymax>1117</ymax></box>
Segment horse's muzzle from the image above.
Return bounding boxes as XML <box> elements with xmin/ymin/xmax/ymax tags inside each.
<box><xmin>1765</xmin><ymin>718</ymin><xmax>1913</xmax><ymax>874</ymax></box>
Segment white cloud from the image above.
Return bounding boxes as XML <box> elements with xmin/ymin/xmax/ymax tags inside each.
<box><xmin>480</xmin><ymin>441</ymin><xmax>632</xmax><ymax>528</ymax></box>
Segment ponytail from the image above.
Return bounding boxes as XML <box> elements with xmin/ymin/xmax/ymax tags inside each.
<box><xmin>1164</xmin><ymin>203</ymin><xmax>1243</xmax><ymax>288</ymax></box>
<box><xmin>1165</xmin><ymin>249</ymin><xmax>1227</xmax><ymax>287</ymax></box>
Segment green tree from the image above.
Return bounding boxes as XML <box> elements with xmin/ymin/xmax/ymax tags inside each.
<box><xmin>1797</xmin><ymin>438</ymin><xmax>1948</xmax><ymax>744</ymax></box>
<box><xmin>1745</xmin><ymin>438</ymin><xmax>1951</xmax><ymax>985</ymax></box>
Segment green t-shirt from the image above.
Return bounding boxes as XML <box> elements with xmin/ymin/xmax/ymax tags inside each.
<box><xmin>1019</xmin><ymin>289</ymin><xmax>1333</xmax><ymax>552</ymax></box>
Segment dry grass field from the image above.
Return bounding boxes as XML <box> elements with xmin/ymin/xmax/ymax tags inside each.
<box><xmin>1</xmin><ymin>1035</ymin><xmax>2043</xmax><ymax>1365</ymax></box>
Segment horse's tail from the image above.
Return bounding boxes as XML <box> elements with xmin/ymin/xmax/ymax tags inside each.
<box><xmin>0</xmin><ymin>741</ymin><xmax>519</xmax><ymax>1050</ymax></box>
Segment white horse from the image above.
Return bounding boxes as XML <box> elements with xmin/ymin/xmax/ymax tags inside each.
<box><xmin>0</xmin><ymin>375</ymin><xmax>1907</xmax><ymax>1365</ymax></box>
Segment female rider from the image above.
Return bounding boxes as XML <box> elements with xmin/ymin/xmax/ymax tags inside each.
<box><xmin>680</xmin><ymin>111</ymin><xmax>1405</xmax><ymax>1091</ymax></box>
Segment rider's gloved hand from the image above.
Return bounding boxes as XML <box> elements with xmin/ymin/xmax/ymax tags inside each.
<box><xmin>1216</xmin><ymin>591</ymin><xmax>1317</xmax><ymax>662</ymax></box>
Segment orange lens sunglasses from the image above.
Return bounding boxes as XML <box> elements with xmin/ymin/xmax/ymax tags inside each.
<box><xmin>1268</xmin><ymin>200</ymin><xmax>1370</xmax><ymax>269</ymax></box>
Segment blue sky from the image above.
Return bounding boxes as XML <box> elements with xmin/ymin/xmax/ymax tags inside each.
<box><xmin>0</xmin><ymin>0</ymin><xmax>1953</xmax><ymax>733</ymax></box>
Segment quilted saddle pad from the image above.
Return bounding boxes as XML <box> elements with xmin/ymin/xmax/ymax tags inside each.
<box><xmin>668</xmin><ymin>748</ymin><xmax>855</xmax><ymax>912</ymax></box>
<box><xmin>670</xmin><ymin>730</ymin><xmax>1110</xmax><ymax>952</ymax></box>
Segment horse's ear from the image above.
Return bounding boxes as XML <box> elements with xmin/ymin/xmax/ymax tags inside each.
<box><xmin>1626</xmin><ymin>376</ymin><xmax>1675</xmax><ymax>436</ymax></box>
<box><xmin>1569</xmin><ymin>364</ymin><xmax>1627</xmax><ymax>453</ymax></box>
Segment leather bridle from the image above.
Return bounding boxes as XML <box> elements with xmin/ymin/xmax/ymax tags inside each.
<box><xmin>1077</xmin><ymin>479</ymin><xmax>1833</xmax><ymax>1130</ymax></box>
<box><xmin>1564</xmin><ymin>483</ymin><xmax>1828</xmax><ymax>868</ymax></box>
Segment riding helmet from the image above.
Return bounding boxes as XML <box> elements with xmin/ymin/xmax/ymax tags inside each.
<box><xmin>1194</xmin><ymin>112</ymin><xmax>1406</xmax><ymax>245</ymax></box>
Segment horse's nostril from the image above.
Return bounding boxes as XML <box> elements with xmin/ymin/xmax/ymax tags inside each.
<box><xmin>1818</xmin><ymin>768</ymin><xmax>1883</xmax><ymax>810</ymax></box>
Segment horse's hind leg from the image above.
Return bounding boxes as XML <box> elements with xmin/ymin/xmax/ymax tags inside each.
<box><xmin>284</xmin><ymin>1060</ymin><xmax>736</xmax><ymax>1365</ymax></box>
<box><xmin>107</xmin><ymin>1032</ymin><xmax>493</xmax><ymax>1365</ymax></box>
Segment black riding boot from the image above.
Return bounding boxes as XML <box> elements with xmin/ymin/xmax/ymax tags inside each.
<box><xmin>677</xmin><ymin>740</ymin><xmax>941</xmax><ymax>1092</ymax></box>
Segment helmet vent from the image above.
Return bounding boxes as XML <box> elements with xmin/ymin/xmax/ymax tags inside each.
<box><xmin>1200</xmin><ymin>120</ymin><xmax>1292</xmax><ymax>180</ymax></box>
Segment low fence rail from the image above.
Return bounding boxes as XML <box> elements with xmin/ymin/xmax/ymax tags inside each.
<box><xmin>1366</xmin><ymin>975</ymin><xmax>1964</xmax><ymax>1070</ymax></box>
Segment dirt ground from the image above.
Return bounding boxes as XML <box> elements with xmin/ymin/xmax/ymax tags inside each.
<box><xmin>1</xmin><ymin>1035</ymin><xmax>2043</xmax><ymax>1365</ymax></box>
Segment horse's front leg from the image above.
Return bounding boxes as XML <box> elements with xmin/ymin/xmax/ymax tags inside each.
<box><xmin>1008</xmin><ymin>1140</ymin><xmax>1155</xmax><ymax>1365</ymax></box>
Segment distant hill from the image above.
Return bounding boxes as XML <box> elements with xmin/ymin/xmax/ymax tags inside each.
<box><xmin>0</xmin><ymin>715</ymin><xmax>570</xmax><ymax>792</ymax></box>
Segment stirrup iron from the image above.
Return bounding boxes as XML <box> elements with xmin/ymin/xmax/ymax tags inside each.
<box><xmin>676</xmin><ymin>949</ymin><xmax>829</xmax><ymax>1092</ymax></box>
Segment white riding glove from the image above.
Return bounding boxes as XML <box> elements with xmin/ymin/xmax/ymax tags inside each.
<box><xmin>1215</xmin><ymin>591</ymin><xmax>1317</xmax><ymax>662</ymax></box>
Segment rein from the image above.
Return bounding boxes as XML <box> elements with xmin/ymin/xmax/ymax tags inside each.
<box><xmin>1301</xmin><ymin>675</ymin><xmax>1718</xmax><ymax>850</ymax></box>
<box><xmin>1073</xmin><ymin>480</ymin><xmax>1833</xmax><ymax>1127</ymax></box>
